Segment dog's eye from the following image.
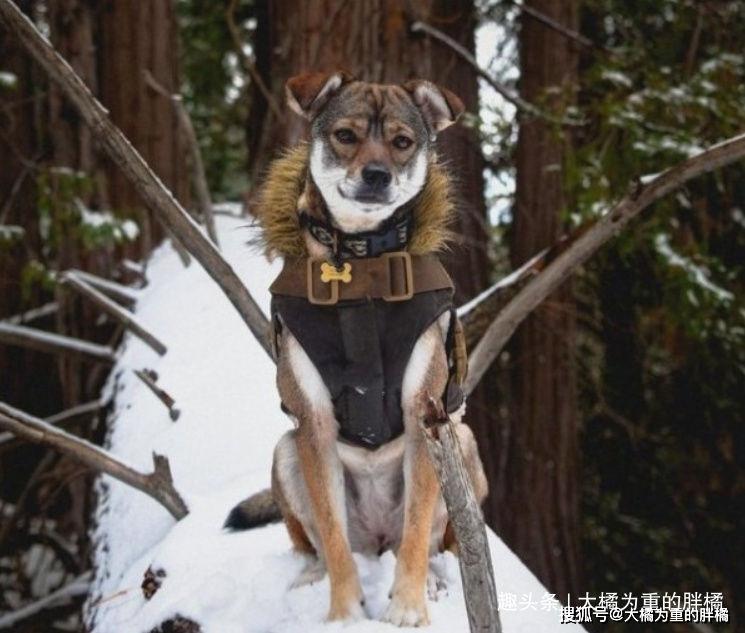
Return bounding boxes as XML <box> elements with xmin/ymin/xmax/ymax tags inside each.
<box><xmin>393</xmin><ymin>135</ymin><xmax>413</xmax><ymax>150</ymax></box>
<box><xmin>334</xmin><ymin>129</ymin><xmax>357</xmax><ymax>144</ymax></box>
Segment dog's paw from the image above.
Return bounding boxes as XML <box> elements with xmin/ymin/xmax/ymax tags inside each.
<box><xmin>290</xmin><ymin>557</ymin><xmax>326</xmax><ymax>589</ymax></box>
<box><xmin>426</xmin><ymin>568</ymin><xmax>447</xmax><ymax>601</ymax></box>
<box><xmin>383</xmin><ymin>593</ymin><xmax>429</xmax><ymax>627</ymax></box>
<box><xmin>327</xmin><ymin>582</ymin><xmax>366</xmax><ymax>622</ymax></box>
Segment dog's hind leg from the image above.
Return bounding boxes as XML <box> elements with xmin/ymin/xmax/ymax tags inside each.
<box><xmin>384</xmin><ymin>321</ymin><xmax>450</xmax><ymax>627</ymax></box>
<box><xmin>276</xmin><ymin>333</ymin><xmax>364</xmax><ymax>622</ymax></box>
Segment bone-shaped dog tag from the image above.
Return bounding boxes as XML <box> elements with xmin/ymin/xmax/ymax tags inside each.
<box><xmin>320</xmin><ymin>261</ymin><xmax>352</xmax><ymax>283</ymax></box>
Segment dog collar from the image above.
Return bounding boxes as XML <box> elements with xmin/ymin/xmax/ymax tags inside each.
<box><xmin>299</xmin><ymin>211</ymin><xmax>413</xmax><ymax>260</ymax></box>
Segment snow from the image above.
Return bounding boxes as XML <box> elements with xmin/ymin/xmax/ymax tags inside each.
<box><xmin>87</xmin><ymin>216</ymin><xmax>586</xmax><ymax>633</ymax></box>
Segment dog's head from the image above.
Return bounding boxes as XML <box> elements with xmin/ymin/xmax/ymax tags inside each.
<box><xmin>286</xmin><ymin>71</ymin><xmax>464</xmax><ymax>233</ymax></box>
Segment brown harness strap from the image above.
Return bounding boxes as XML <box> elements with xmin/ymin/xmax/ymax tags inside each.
<box><xmin>270</xmin><ymin>252</ymin><xmax>454</xmax><ymax>305</ymax></box>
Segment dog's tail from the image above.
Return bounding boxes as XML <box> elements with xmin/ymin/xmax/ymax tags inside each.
<box><xmin>223</xmin><ymin>488</ymin><xmax>282</xmax><ymax>531</ymax></box>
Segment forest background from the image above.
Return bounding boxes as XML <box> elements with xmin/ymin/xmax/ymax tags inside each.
<box><xmin>0</xmin><ymin>1</ymin><xmax>743</xmax><ymax>631</ymax></box>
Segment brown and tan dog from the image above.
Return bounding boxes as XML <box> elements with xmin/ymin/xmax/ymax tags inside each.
<box><xmin>226</xmin><ymin>72</ymin><xmax>488</xmax><ymax>627</ymax></box>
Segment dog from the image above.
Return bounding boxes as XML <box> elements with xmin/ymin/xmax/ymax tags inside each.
<box><xmin>225</xmin><ymin>71</ymin><xmax>488</xmax><ymax>627</ymax></box>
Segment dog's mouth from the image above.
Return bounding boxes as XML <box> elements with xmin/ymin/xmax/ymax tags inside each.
<box><xmin>337</xmin><ymin>185</ymin><xmax>394</xmax><ymax>209</ymax></box>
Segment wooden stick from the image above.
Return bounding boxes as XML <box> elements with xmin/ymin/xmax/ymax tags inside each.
<box><xmin>142</xmin><ymin>70</ymin><xmax>219</xmax><ymax>247</ymax></box>
<box><xmin>410</xmin><ymin>20</ymin><xmax>581</xmax><ymax>126</ymax></box>
<box><xmin>65</xmin><ymin>269</ymin><xmax>139</xmax><ymax>307</ymax></box>
<box><xmin>61</xmin><ymin>272</ymin><xmax>167</xmax><ymax>355</ymax></box>
<box><xmin>134</xmin><ymin>369</ymin><xmax>180</xmax><ymax>421</ymax></box>
<box><xmin>421</xmin><ymin>399</ymin><xmax>501</xmax><ymax>633</ymax></box>
<box><xmin>2</xmin><ymin>301</ymin><xmax>59</xmax><ymax>325</ymax></box>
<box><xmin>465</xmin><ymin>132</ymin><xmax>745</xmax><ymax>395</ymax></box>
<box><xmin>0</xmin><ymin>398</ymin><xmax>105</xmax><ymax>448</ymax></box>
<box><xmin>0</xmin><ymin>0</ymin><xmax>273</xmax><ymax>359</ymax></box>
<box><xmin>0</xmin><ymin>402</ymin><xmax>188</xmax><ymax>519</ymax></box>
<box><xmin>0</xmin><ymin>322</ymin><xmax>116</xmax><ymax>364</ymax></box>
<box><xmin>0</xmin><ymin>571</ymin><xmax>91</xmax><ymax>629</ymax></box>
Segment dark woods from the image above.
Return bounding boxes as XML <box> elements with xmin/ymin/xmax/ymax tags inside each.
<box><xmin>0</xmin><ymin>1</ymin><xmax>743</xmax><ymax>632</ymax></box>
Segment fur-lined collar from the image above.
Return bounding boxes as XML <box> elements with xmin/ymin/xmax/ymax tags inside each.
<box><xmin>253</xmin><ymin>143</ymin><xmax>455</xmax><ymax>257</ymax></box>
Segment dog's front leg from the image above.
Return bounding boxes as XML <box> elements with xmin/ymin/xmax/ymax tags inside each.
<box><xmin>278</xmin><ymin>333</ymin><xmax>364</xmax><ymax>622</ymax></box>
<box><xmin>385</xmin><ymin>321</ymin><xmax>450</xmax><ymax>627</ymax></box>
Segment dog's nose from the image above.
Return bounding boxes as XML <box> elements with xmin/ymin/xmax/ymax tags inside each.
<box><xmin>361</xmin><ymin>163</ymin><xmax>392</xmax><ymax>189</ymax></box>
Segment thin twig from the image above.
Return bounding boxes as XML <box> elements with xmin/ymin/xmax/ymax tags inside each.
<box><xmin>225</xmin><ymin>0</ymin><xmax>283</xmax><ymax>120</ymax></box>
<box><xmin>134</xmin><ymin>369</ymin><xmax>180</xmax><ymax>421</ymax></box>
<box><xmin>517</xmin><ymin>2</ymin><xmax>597</xmax><ymax>50</ymax></box>
<box><xmin>410</xmin><ymin>20</ymin><xmax>582</xmax><ymax>126</ymax></box>
<box><xmin>2</xmin><ymin>301</ymin><xmax>59</xmax><ymax>325</ymax></box>
<box><xmin>65</xmin><ymin>269</ymin><xmax>139</xmax><ymax>307</ymax></box>
<box><xmin>61</xmin><ymin>272</ymin><xmax>167</xmax><ymax>355</ymax></box>
<box><xmin>0</xmin><ymin>401</ymin><xmax>188</xmax><ymax>519</ymax></box>
<box><xmin>421</xmin><ymin>398</ymin><xmax>501</xmax><ymax>633</ymax></box>
<box><xmin>0</xmin><ymin>0</ymin><xmax>273</xmax><ymax>359</ymax></box>
<box><xmin>0</xmin><ymin>322</ymin><xmax>116</xmax><ymax>364</ymax></box>
<box><xmin>142</xmin><ymin>70</ymin><xmax>219</xmax><ymax>247</ymax></box>
<box><xmin>465</xmin><ymin>132</ymin><xmax>745</xmax><ymax>395</ymax></box>
<box><xmin>0</xmin><ymin>398</ymin><xmax>105</xmax><ymax>449</ymax></box>
<box><xmin>0</xmin><ymin>571</ymin><xmax>91</xmax><ymax>629</ymax></box>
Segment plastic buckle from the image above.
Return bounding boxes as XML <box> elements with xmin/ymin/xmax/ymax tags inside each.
<box><xmin>381</xmin><ymin>251</ymin><xmax>414</xmax><ymax>302</ymax></box>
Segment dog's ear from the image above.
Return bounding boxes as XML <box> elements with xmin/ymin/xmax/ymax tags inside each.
<box><xmin>404</xmin><ymin>80</ymin><xmax>465</xmax><ymax>136</ymax></box>
<box><xmin>286</xmin><ymin>71</ymin><xmax>353</xmax><ymax>120</ymax></box>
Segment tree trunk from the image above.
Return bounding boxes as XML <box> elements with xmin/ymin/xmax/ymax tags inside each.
<box><xmin>249</xmin><ymin>0</ymin><xmax>489</xmax><ymax>303</ymax></box>
<box><xmin>494</xmin><ymin>0</ymin><xmax>581</xmax><ymax>599</ymax></box>
<box><xmin>97</xmin><ymin>0</ymin><xmax>189</xmax><ymax>257</ymax></box>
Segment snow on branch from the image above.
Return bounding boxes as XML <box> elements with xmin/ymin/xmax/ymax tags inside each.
<box><xmin>64</xmin><ymin>269</ymin><xmax>140</xmax><ymax>307</ymax></box>
<box><xmin>465</xmin><ymin>132</ymin><xmax>745</xmax><ymax>395</ymax></box>
<box><xmin>0</xmin><ymin>402</ymin><xmax>188</xmax><ymax>520</ymax></box>
<box><xmin>0</xmin><ymin>0</ymin><xmax>273</xmax><ymax>360</ymax></box>
<box><xmin>61</xmin><ymin>272</ymin><xmax>167</xmax><ymax>356</ymax></box>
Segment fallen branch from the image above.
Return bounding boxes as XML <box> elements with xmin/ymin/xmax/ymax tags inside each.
<box><xmin>0</xmin><ymin>0</ymin><xmax>273</xmax><ymax>359</ymax></box>
<box><xmin>143</xmin><ymin>70</ymin><xmax>219</xmax><ymax>247</ymax></box>
<box><xmin>2</xmin><ymin>301</ymin><xmax>59</xmax><ymax>325</ymax></box>
<box><xmin>0</xmin><ymin>402</ymin><xmax>188</xmax><ymax>519</ymax></box>
<box><xmin>61</xmin><ymin>272</ymin><xmax>167</xmax><ymax>356</ymax></box>
<box><xmin>410</xmin><ymin>20</ymin><xmax>581</xmax><ymax>126</ymax></box>
<box><xmin>0</xmin><ymin>398</ymin><xmax>105</xmax><ymax>448</ymax></box>
<box><xmin>65</xmin><ymin>269</ymin><xmax>139</xmax><ymax>307</ymax></box>
<box><xmin>465</xmin><ymin>132</ymin><xmax>745</xmax><ymax>395</ymax></box>
<box><xmin>134</xmin><ymin>369</ymin><xmax>180</xmax><ymax>421</ymax></box>
<box><xmin>421</xmin><ymin>399</ymin><xmax>501</xmax><ymax>633</ymax></box>
<box><xmin>0</xmin><ymin>571</ymin><xmax>91</xmax><ymax>630</ymax></box>
<box><xmin>0</xmin><ymin>322</ymin><xmax>116</xmax><ymax>364</ymax></box>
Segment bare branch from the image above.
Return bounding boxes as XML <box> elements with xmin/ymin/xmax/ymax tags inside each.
<box><xmin>0</xmin><ymin>322</ymin><xmax>116</xmax><ymax>364</ymax></box>
<box><xmin>65</xmin><ymin>269</ymin><xmax>139</xmax><ymax>306</ymax></box>
<box><xmin>0</xmin><ymin>571</ymin><xmax>91</xmax><ymax>630</ymax></box>
<box><xmin>225</xmin><ymin>0</ymin><xmax>283</xmax><ymax>121</ymax></box>
<box><xmin>0</xmin><ymin>402</ymin><xmax>188</xmax><ymax>519</ymax></box>
<box><xmin>0</xmin><ymin>0</ymin><xmax>273</xmax><ymax>359</ymax></box>
<box><xmin>2</xmin><ymin>301</ymin><xmax>59</xmax><ymax>325</ymax></box>
<box><xmin>142</xmin><ymin>70</ymin><xmax>219</xmax><ymax>247</ymax></box>
<box><xmin>61</xmin><ymin>272</ymin><xmax>167</xmax><ymax>356</ymax></box>
<box><xmin>465</xmin><ymin>132</ymin><xmax>745</xmax><ymax>395</ymax></box>
<box><xmin>410</xmin><ymin>20</ymin><xmax>581</xmax><ymax>127</ymax></box>
<box><xmin>421</xmin><ymin>399</ymin><xmax>501</xmax><ymax>633</ymax></box>
<box><xmin>517</xmin><ymin>3</ymin><xmax>598</xmax><ymax>51</ymax></box>
<box><xmin>0</xmin><ymin>398</ymin><xmax>105</xmax><ymax>449</ymax></box>
<box><xmin>134</xmin><ymin>369</ymin><xmax>180</xmax><ymax>421</ymax></box>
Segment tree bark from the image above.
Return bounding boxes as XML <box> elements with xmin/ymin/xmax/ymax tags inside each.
<box><xmin>97</xmin><ymin>0</ymin><xmax>190</xmax><ymax>256</ymax></box>
<box><xmin>498</xmin><ymin>0</ymin><xmax>581</xmax><ymax>599</ymax></box>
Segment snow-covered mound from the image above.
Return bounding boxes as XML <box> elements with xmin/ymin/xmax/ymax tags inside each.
<box><xmin>86</xmin><ymin>214</ymin><xmax>586</xmax><ymax>633</ymax></box>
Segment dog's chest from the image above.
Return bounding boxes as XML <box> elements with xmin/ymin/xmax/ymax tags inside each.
<box><xmin>338</xmin><ymin>438</ymin><xmax>406</xmax><ymax>554</ymax></box>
